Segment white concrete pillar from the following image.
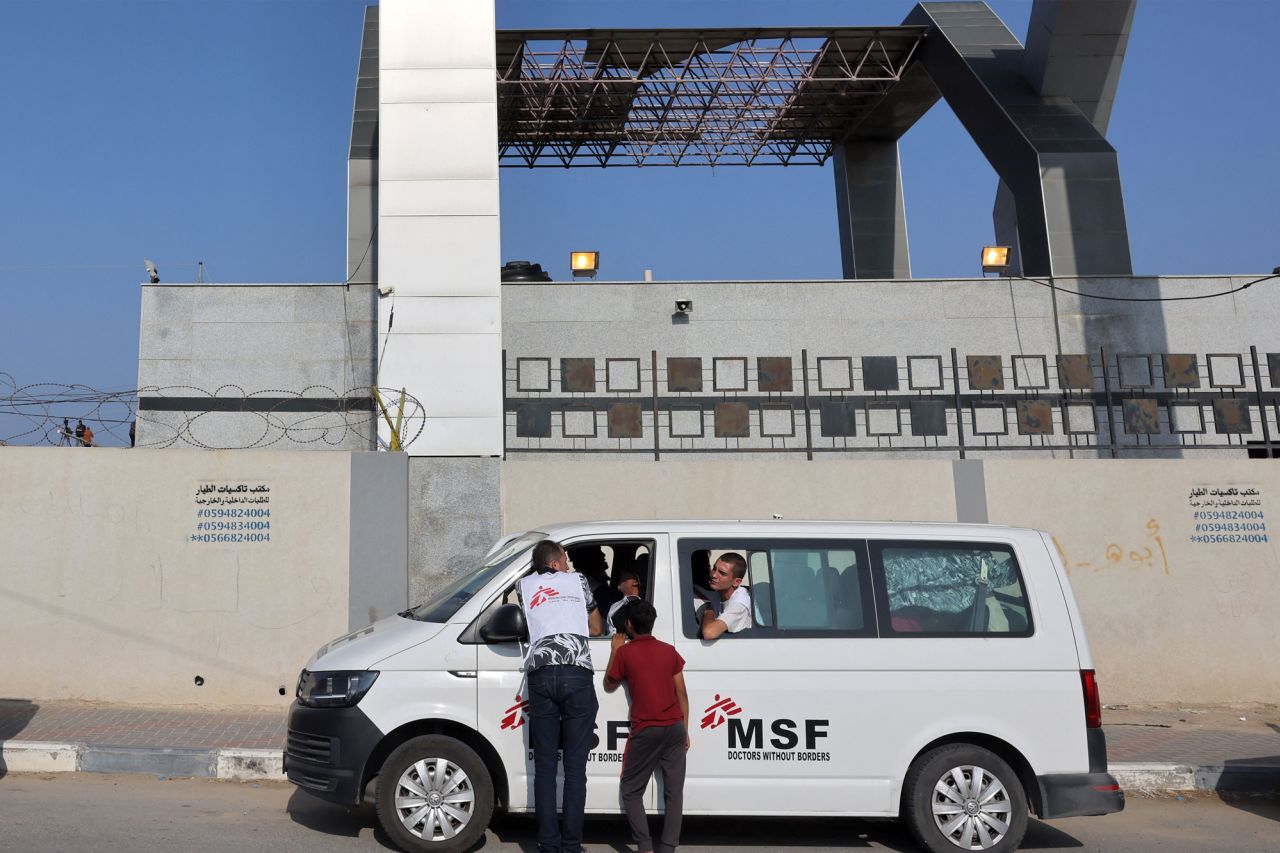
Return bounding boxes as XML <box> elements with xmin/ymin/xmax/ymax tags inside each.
<box><xmin>377</xmin><ymin>0</ymin><xmax>502</xmax><ymax>456</ymax></box>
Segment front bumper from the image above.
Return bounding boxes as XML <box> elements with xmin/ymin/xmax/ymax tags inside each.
<box><xmin>1038</xmin><ymin>772</ymin><xmax>1125</xmax><ymax>818</ymax></box>
<box><xmin>283</xmin><ymin>701</ymin><xmax>383</xmax><ymax>805</ymax></box>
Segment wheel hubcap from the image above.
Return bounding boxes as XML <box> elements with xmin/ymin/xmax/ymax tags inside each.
<box><xmin>394</xmin><ymin>757</ymin><xmax>476</xmax><ymax>842</ymax></box>
<box><xmin>930</xmin><ymin>764</ymin><xmax>1013</xmax><ymax>851</ymax></box>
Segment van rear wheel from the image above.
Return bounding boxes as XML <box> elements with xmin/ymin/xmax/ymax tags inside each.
<box><xmin>376</xmin><ymin>735</ymin><xmax>494</xmax><ymax>853</ymax></box>
<box><xmin>904</xmin><ymin>744</ymin><xmax>1028</xmax><ymax>853</ymax></box>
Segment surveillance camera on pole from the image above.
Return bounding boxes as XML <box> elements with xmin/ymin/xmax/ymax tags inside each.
<box><xmin>144</xmin><ymin>259</ymin><xmax>160</xmax><ymax>284</ymax></box>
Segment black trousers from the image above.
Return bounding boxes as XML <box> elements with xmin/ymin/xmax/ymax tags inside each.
<box><xmin>619</xmin><ymin>722</ymin><xmax>686</xmax><ymax>853</ymax></box>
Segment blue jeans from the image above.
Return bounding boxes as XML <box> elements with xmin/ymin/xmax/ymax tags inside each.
<box><xmin>527</xmin><ymin>664</ymin><xmax>599</xmax><ymax>853</ymax></box>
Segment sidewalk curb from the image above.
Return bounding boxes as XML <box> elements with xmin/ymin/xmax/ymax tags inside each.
<box><xmin>0</xmin><ymin>741</ymin><xmax>283</xmax><ymax>782</ymax></box>
<box><xmin>1110</xmin><ymin>762</ymin><xmax>1280</xmax><ymax>794</ymax></box>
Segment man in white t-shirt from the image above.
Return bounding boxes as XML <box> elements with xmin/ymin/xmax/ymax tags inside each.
<box><xmin>700</xmin><ymin>552</ymin><xmax>752</xmax><ymax>640</ymax></box>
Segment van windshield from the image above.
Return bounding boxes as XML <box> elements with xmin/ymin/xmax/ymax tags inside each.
<box><xmin>405</xmin><ymin>531</ymin><xmax>546</xmax><ymax>623</ymax></box>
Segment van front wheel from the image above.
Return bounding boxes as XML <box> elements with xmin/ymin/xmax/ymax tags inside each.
<box><xmin>904</xmin><ymin>744</ymin><xmax>1028</xmax><ymax>853</ymax></box>
<box><xmin>376</xmin><ymin>735</ymin><xmax>494</xmax><ymax>853</ymax></box>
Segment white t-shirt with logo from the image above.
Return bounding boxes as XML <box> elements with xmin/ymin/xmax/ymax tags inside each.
<box><xmin>518</xmin><ymin>571</ymin><xmax>595</xmax><ymax>671</ymax></box>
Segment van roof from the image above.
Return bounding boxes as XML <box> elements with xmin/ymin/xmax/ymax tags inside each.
<box><xmin>535</xmin><ymin>519</ymin><xmax>1044</xmax><ymax>538</ymax></box>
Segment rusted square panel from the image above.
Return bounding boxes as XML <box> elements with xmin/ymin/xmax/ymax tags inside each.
<box><xmin>1121</xmin><ymin>399</ymin><xmax>1160</xmax><ymax>434</ymax></box>
<box><xmin>1162</xmin><ymin>354</ymin><xmax>1200</xmax><ymax>389</ymax></box>
<box><xmin>909</xmin><ymin>399</ymin><xmax>948</xmax><ymax>436</ymax></box>
<box><xmin>861</xmin><ymin>356</ymin><xmax>900</xmax><ymax>391</ymax></box>
<box><xmin>1016</xmin><ymin>400</ymin><xmax>1054</xmax><ymax>435</ymax></box>
<box><xmin>1057</xmin><ymin>354</ymin><xmax>1094</xmax><ymax>390</ymax></box>
<box><xmin>966</xmin><ymin>355</ymin><xmax>1004</xmax><ymax>390</ymax></box>
<box><xmin>560</xmin><ymin>358</ymin><xmax>596</xmax><ymax>393</ymax></box>
<box><xmin>607</xmin><ymin>402</ymin><xmax>643</xmax><ymax>438</ymax></box>
<box><xmin>667</xmin><ymin>357</ymin><xmax>703</xmax><ymax>392</ymax></box>
<box><xmin>819</xmin><ymin>400</ymin><xmax>857</xmax><ymax>437</ymax></box>
<box><xmin>1212</xmin><ymin>399</ymin><xmax>1252</xmax><ymax>435</ymax></box>
<box><xmin>714</xmin><ymin>402</ymin><xmax>750</xmax><ymax>438</ymax></box>
<box><xmin>757</xmin><ymin>357</ymin><xmax>793</xmax><ymax>392</ymax></box>
<box><xmin>515</xmin><ymin>403</ymin><xmax>552</xmax><ymax>438</ymax></box>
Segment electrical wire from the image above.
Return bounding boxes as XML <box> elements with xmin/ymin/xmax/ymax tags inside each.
<box><xmin>1015</xmin><ymin>272</ymin><xmax>1278</xmax><ymax>303</ymax></box>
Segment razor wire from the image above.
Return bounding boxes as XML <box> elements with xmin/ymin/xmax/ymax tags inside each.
<box><xmin>0</xmin><ymin>372</ymin><xmax>425</xmax><ymax>450</ymax></box>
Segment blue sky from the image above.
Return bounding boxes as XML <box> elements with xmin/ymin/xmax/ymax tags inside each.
<box><xmin>0</xmin><ymin>0</ymin><xmax>1277</xmax><ymax>444</ymax></box>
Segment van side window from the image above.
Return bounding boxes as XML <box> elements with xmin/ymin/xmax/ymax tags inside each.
<box><xmin>871</xmin><ymin>542</ymin><xmax>1032</xmax><ymax>637</ymax></box>
<box><xmin>678</xmin><ymin>539</ymin><xmax>875</xmax><ymax>638</ymax></box>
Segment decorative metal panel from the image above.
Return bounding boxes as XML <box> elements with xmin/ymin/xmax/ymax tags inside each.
<box><xmin>516</xmin><ymin>402</ymin><xmax>552</xmax><ymax>438</ymax></box>
<box><xmin>1016</xmin><ymin>400</ymin><xmax>1054</xmax><ymax>435</ymax></box>
<box><xmin>608</xmin><ymin>403</ymin><xmax>643</xmax><ymax>438</ymax></box>
<box><xmin>1122</xmin><ymin>399</ymin><xmax>1160</xmax><ymax>434</ymax></box>
<box><xmin>714</xmin><ymin>402</ymin><xmax>750</xmax><ymax>437</ymax></box>
<box><xmin>561</xmin><ymin>358</ymin><xmax>596</xmax><ymax>393</ymax></box>
<box><xmin>1057</xmin><ymin>354</ymin><xmax>1093</xmax><ymax>390</ymax></box>
<box><xmin>1212</xmin><ymin>398</ymin><xmax>1251</xmax><ymax>434</ymax></box>
<box><xmin>861</xmin><ymin>356</ymin><xmax>900</xmax><ymax>391</ymax></box>
<box><xmin>1162</xmin><ymin>354</ymin><xmax>1200</xmax><ymax>389</ymax></box>
<box><xmin>966</xmin><ymin>356</ymin><xmax>1004</xmax><ymax>390</ymax></box>
<box><xmin>667</xmin><ymin>358</ymin><xmax>703</xmax><ymax>392</ymax></box>
<box><xmin>757</xmin><ymin>357</ymin><xmax>793</xmax><ymax>392</ymax></box>
<box><xmin>819</xmin><ymin>400</ymin><xmax>857</xmax><ymax>437</ymax></box>
<box><xmin>910</xmin><ymin>399</ymin><xmax>948</xmax><ymax>436</ymax></box>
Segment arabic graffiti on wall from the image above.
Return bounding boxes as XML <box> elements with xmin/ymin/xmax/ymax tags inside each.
<box><xmin>1054</xmin><ymin>518</ymin><xmax>1170</xmax><ymax>576</ymax></box>
<box><xmin>1188</xmin><ymin>486</ymin><xmax>1267</xmax><ymax>544</ymax></box>
<box><xmin>191</xmin><ymin>482</ymin><xmax>272</xmax><ymax>544</ymax></box>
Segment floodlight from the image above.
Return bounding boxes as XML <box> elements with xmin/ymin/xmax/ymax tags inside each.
<box><xmin>143</xmin><ymin>258</ymin><xmax>160</xmax><ymax>283</ymax></box>
<box><xmin>981</xmin><ymin>246</ymin><xmax>1010</xmax><ymax>275</ymax></box>
<box><xmin>570</xmin><ymin>251</ymin><xmax>599</xmax><ymax>279</ymax></box>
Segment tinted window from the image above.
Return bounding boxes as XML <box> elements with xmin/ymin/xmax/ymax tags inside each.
<box><xmin>871</xmin><ymin>541</ymin><xmax>1032</xmax><ymax>636</ymax></box>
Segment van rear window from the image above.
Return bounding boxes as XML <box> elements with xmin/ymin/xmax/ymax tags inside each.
<box><xmin>870</xmin><ymin>541</ymin><xmax>1032</xmax><ymax>636</ymax></box>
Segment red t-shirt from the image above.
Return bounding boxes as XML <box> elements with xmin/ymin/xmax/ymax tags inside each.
<box><xmin>606</xmin><ymin>635</ymin><xmax>685</xmax><ymax>733</ymax></box>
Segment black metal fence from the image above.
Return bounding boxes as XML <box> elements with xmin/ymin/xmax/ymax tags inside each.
<box><xmin>503</xmin><ymin>348</ymin><xmax>1280</xmax><ymax>459</ymax></box>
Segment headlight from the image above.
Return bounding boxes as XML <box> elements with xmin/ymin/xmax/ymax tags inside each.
<box><xmin>295</xmin><ymin>670</ymin><xmax>379</xmax><ymax>708</ymax></box>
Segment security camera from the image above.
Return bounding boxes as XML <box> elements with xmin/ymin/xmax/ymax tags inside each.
<box><xmin>143</xmin><ymin>259</ymin><xmax>160</xmax><ymax>284</ymax></box>
<box><xmin>674</xmin><ymin>299</ymin><xmax>693</xmax><ymax>313</ymax></box>
<box><xmin>378</xmin><ymin>285</ymin><xmax>394</xmax><ymax>297</ymax></box>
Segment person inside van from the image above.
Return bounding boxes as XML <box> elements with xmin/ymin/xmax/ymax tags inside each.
<box><xmin>606</xmin><ymin>569</ymin><xmax>642</xmax><ymax>636</ymax></box>
<box><xmin>699</xmin><ymin>553</ymin><xmax>752</xmax><ymax>640</ymax></box>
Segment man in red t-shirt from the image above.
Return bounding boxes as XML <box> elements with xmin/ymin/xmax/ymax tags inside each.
<box><xmin>604</xmin><ymin>600</ymin><xmax>689</xmax><ymax>853</ymax></box>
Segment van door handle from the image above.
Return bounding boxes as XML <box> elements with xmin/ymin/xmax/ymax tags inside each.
<box><xmin>448</xmin><ymin>670</ymin><xmax>478</xmax><ymax>679</ymax></box>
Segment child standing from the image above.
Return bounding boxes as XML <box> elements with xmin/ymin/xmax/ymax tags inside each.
<box><xmin>604</xmin><ymin>600</ymin><xmax>690</xmax><ymax>853</ymax></box>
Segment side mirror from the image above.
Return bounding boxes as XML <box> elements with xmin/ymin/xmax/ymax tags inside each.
<box><xmin>480</xmin><ymin>603</ymin><xmax>528</xmax><ymax>643</ymax></box>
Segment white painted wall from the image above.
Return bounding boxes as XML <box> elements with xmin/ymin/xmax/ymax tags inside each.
<box><xmin>502</xmin><ymin>458</ymin><xmax>1280</xmax><ymax>703</ymax></box>
<box><xmin>0</xmin><ymin>448</ymin><xmax>353</xmax><ymax>708</ymax></box>
<box><xmin>377</xmin><ymin>0</ymin><xmax>503</xmax><ymax>456</ymax></box>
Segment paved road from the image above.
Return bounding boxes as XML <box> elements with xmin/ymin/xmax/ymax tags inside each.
<box><xmin>0</xmin><ymin>773</ymin><xmax>1277</xmax><ymax>852</ymax></box>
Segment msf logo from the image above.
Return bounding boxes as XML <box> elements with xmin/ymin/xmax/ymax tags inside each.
<box><xmin>501</xmin><ymin>696</ymin><xmax>530</xmax><ymax>730</ymax></box>
<box><xmin>529</xmin><ymin>586</ymin><xmax>560</xmax><ymax>608</ymax></box>
<box><xmin>703</xmin><ymin>694</ymin><xmax>830</xmax><ymax>750</ymax></box>
<box><xmin>700</xmin><ymin>694</ymin><xmax>743</xmax><ymax>730</ymax></box>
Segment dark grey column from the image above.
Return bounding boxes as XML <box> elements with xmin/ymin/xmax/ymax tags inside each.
<box><xmin>833</xmin><ymin>141</ymin><xmax>912</xmax><ymax>280</ymax></box>
<box><xmin>906</xmin><ymin>2</ymin><xmax>1132</xmax><ymax>277</ymax></box>
<box><xmin>347</xmin><ymin>6</ymin><xmax>378</xmax><ymax>285</ymax></box>
<box><xmin>349</xmin><ymin>451</ymin><xmax>409</xmax><ymax>631</ymax></box>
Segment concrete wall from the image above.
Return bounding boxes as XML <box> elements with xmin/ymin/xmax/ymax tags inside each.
<box><xmin>135</xmin><ymin>283</ymin><xmax>378</xmax><ymax>451</ymax></box>
<box><xmin>501</xmin><ymin>275</ymin><xmax>1278</xmax><ymax>458</ymax></box>
<box><xmin>0</xmin><ymin>448</ymin><xmax>407</xmax><ymax>708</ymax></box>
<box><xmin>501</xmin><ymin>457</ymin><xmax>1280</xmax><ymax>704</ymax></box>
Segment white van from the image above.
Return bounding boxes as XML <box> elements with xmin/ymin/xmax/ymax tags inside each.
<box><xmin>285</xmin><ymin>520</ymin><xmax>1122</xmax><ymax>853</ymax></box>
